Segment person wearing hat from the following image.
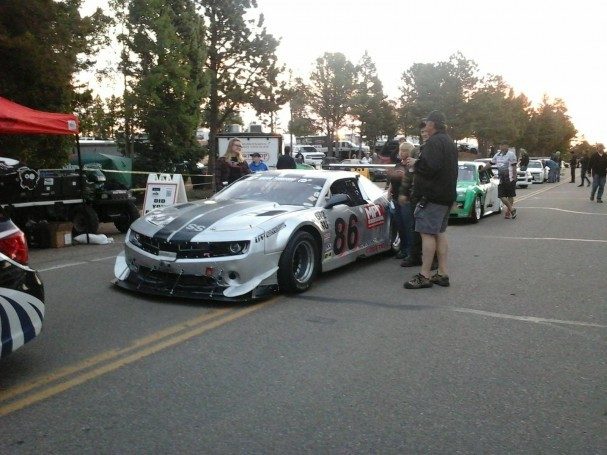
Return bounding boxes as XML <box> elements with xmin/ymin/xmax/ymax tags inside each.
<box><xmin>249</xmin><ymin>152</ymin><xmax>268</xmax><ymax>172</ymax></box>
<box><xmin>403</xmin><ymin>110</ymin><xmax>458</xmax><ymax>289</ymax></box>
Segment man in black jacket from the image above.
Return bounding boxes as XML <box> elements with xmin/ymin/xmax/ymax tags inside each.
<box><xmin>589</xmin><ymin>144</ymin><xmax>607</xmax><ymax>202</ymax></box>
<box><xmin>404</xmin><ymin>111</ymin><xmax>458</xmax><ymax>289</ymax></box>
<box><xmin>277</xmin><ymin>145</ymin><xmax>297</xmax><ymax>169</ymax></box>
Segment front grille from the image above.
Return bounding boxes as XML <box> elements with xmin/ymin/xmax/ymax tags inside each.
<box><xmin>136</xmin><ymin>266</ymin><xmax>217</xmax><ymax>287</ymax></box>
<box><xmin>131</xmin><ymin>232</ymin><xmax>248</xmax><ymax>259</ymax></box>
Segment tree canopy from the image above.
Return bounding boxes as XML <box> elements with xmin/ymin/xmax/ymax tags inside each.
<box><xmin>0</xmin><ymin>0</ymin><xmax>110</xmax><ymax>167</ymax></box>
<box><xmin>308</xmin><ymin>52</ymin><xmax>357</xmax><ymax>155</ymax></box>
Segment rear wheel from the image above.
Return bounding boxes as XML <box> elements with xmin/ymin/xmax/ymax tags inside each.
<box><xmin>72</xmin><ymin>205</ymin><xmax>100</xmax><ymax>235</ymax></box>
<box><xmin>277</xmin><ymin>231</ymin><xmax>318</xmax><ymax>293</ymax></box>
<box><xmin>114</xmin><ymin>201</ymin><xmax>140</xmax><ymax>233</ymax></box>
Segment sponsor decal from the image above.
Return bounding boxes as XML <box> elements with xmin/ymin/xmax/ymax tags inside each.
<box><xmin>255</xmin><ymin>222</ymin><xmax>286</xmax><ymax>243</ymax></box>
<box><xmin>323</xmin><ymin>251</ymin><xmax>333</xmax><ymax>259</ymax></box>
<box><xmin>365</xmin><ymin>242</ymin><xmax>388</xmax><ymax>255</ymax></box>
<box><xmin>185</xmin><ymin>223</ymin><xmax>206</xmax><ymax>232</ymax></box>
<box><xmin>265</xmin><ymin>223</ymin><xmax>285</xmax><ymax>238</ymax></box>
<box><xmin>363</xmin><ymin>204</ymin><xmax>385</xmax><ymax>229</ymax></box>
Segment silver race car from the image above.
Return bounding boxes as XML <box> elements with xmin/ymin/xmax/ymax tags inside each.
<box><xmin>114</xmin><ymin>170</ymin><xmax>393</xmax><ymax>301</ymax></box>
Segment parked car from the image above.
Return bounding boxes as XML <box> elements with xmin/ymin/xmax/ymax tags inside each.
<box><xmin>293</xmin><ymin>145</ymin><xmax>326</xmax><ymax>169</ymax></box>
<box><xmin>474</xmin><ymin>158</ymin><xmax>531</xmax><ymax>188</ymax></box>
<box><xmin>451</xmin><ymin>162</ymin><xmax>502</xmax><ymax>222</ymax></box>
<box><xmin>516</xmin><ymin>168</ymin><xmax>533</xmax><ymax>188</ymax></box>
<box><xmin>0</xmin><ymin>209</ymin><xmax>45</xmax><ymax>359</ymax></box>
<box><xmin>332</xmin><ymin>159</ymin><xmax>388</xmax><ymax>182</ymax></box>
<box><xmin>526</xmin><ymin>159</ymin><xmax>549</xmax><ymax>183</ymax></box>
<box><xmin>114</xmin><ymin>170</ymin><xmax>394</xmax><ymax>301</ymax></box>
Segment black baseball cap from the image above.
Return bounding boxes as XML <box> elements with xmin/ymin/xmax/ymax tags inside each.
<box><xmin>251</xmin><ymin>152</ymin><xmax>261</xmax><ymax>157</ymax></box>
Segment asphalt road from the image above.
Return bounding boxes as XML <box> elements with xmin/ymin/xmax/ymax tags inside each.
<box><xmin>1</xmin><ymin>175</ymin><xmax>606</xmax><ymax>454</ymax></box>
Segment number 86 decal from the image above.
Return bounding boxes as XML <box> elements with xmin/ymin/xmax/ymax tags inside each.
<box><xmin>333</xmin><ymin>214</ymin><xmax>359</xmax><ymax>254</ymax></box>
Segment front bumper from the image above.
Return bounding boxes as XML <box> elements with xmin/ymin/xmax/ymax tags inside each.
<box><xmin>113</xmin><ymin>243</ymin><xmax>281</xmax><ymax>301</ymax></box>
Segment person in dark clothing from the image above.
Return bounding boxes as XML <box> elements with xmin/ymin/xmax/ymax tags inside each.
<box><xmin>588</xmin><ymin>144</ymin><xmax>607</xmax><ymax>202</ymax></box>
<box><xmin>277</xmin><ymin>145</ymin><xmax>297</xmax><ymax>169</ymax></box>
<box><xmin>519</xmin><ymin>149</ymin><xmax>530</xmax><ymax>171</ymax></box>
<box><xmin>214</xmin><ymin>138</ymin><xmax>251</xmax><ymax>191</ymax></box>
<box><xmin>578</xmin><ymin>153</ymin><xmax>591</xmax><ymax>187</ymax></box>
<box><xmin>569</xmin><ymin>153</ymin><xmax>577</xmax><ymax>183</ymax></box>
<box><xmin>382</xmin><ymin>140</ymin><xmax>400</xmax><ymax>164</ymax></box>
<box><xmin>404</xmin><ymin>111</ymin><xmax>458</xmax><ymax>289</ymax></box>
<box><xmin>387</xmin><ymin>141</ymin><xmax>415</xmax><ymax>260</ymax></box>
<box><xmin>400</xmin><ymin>134</ymin><xmax>437</xmax><ymax>270</ymax></box>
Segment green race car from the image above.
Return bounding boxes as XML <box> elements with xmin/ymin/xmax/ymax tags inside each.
<box><xmin>450</xmin><ymin>161</ymin><xmax>502</xmax><ymax>223</ymax></box>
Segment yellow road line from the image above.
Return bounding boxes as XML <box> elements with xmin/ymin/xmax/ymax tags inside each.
<box><xmin>0</xmin><ymin>308</ymin><xmax>230</xmax><ymax>402</ymax></box>
<box><xmin>516</xmin><ymin>181</ymin><xmax>566</xmax><ymax>202</ymax></box>
<box><xmin>0</xmin><ymin>300</ymin><xmax>275</xmax><ymax>417</ymax></box>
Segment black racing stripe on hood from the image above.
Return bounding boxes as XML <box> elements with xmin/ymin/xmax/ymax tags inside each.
<box><xmin>152</xmin><ymin>199</ymin><xmax>263</xmax><ymax>242</ymax></box>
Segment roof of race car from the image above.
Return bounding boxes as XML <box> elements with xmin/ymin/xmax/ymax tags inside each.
<box><xmin>459</xmin><ymin>160</ymin><xmax>485</xmax><ymax>169</ymax></box>
<box><xmin>252</xmin><ymin>169</ymin><xmax>364</xmax><ymax>181</ymax></box>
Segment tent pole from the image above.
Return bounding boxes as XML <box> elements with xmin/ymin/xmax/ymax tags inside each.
<box><xmin>76</xmin><ymin>134</ymin><xmax>90</xmax><ymax>244</ymax></box>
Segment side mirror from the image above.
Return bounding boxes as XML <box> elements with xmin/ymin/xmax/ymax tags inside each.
<box><xmin>325</xmin><ymin>193</ymin><xmax>350</xmax><ymax>209</ymax></box>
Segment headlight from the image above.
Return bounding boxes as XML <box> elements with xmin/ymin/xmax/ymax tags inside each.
<box><xmin>229</xmin><ymin>242</ymin><xmax>244</xmax><ymax>254</ymax></box>
<box><xmin>128</xmin><ymin>229</ymin><xmax>143</xmax><ymax>248</ymax></box>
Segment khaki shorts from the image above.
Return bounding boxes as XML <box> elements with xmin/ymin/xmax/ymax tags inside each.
<box><xmin>414</xmin><ymin>202</ymin><xmax>450</xmax><ymax>235</ymax></box>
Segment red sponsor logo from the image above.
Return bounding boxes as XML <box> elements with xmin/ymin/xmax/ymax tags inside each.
<box><xmin>365</xmin><ymin>242</ymin><xmax>388</xmax><ymax>255</ymax></box>
<box><xmin>364</xmin><ymin>204</ymin><xmax>385</xmax><ymax>229</ymax></box>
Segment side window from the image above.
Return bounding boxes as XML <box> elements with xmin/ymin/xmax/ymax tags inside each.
<box><xmin>330</xmin><ymin>178</ymin><xmax>366</xmax><ymax>206</ymax></box>
<box><xmin>479</xmin><ymin>169</ymin><xmax>490</xmax><ymax>183</ymax></box>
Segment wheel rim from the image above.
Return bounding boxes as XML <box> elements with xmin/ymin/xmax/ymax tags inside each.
<box><xmin>292</xmin><ymin>240</ymin><xmax>314</xmax><ymax>284</ymax></box>
<box><xmin>474</xmin><ymin>197</ymin><xmax>481</xmax><ymax>219</ymax></box>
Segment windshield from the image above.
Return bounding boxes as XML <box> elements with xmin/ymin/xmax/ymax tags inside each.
<box><xmin>528</xmin><ymin>161</ymin><xmax>542</xmax><ymax>168</ymax></box>
<box><xmin>213</xmin><ymin>174</ymin><xmax>327</xmax><ymax>207</ymax></box>
<box><xmin>457</xmin><ymin>164</ymin><xmax>476</xmax><ymax>181</ymax></box>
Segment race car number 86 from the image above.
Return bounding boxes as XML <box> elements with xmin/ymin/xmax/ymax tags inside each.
<box><xmin>333</xmin><ymin>214</ymin><xmax>359</xmax><ymax>254</ymax></box>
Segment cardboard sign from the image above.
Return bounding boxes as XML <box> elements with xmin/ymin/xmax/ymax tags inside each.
<box><xmin>143</xmin><ymin>173</ymin><xmax>187</xmax><ymax>214</ymax></box>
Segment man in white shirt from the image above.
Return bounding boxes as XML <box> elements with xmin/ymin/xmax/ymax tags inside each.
<box><xmin>491</xmin><ymin>143</ymin><xmax>518</xmax><ymax>219</ymax></box>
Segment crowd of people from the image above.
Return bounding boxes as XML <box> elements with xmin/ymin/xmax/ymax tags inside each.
<box><xmin>213</xmin><ymin>113</ymin><xmax>605</xmax><ymax>290</ymax></box>
<box><xmin>213</xmin><ymin>139</ymin><xmax>299</xmax><ymax>190</ymax></box>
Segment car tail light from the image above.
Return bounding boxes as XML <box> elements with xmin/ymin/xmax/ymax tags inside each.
<box><xmin>0</xmin><ymin>230</ymin><xmax>29</xmax><ymax>265</ymax></box>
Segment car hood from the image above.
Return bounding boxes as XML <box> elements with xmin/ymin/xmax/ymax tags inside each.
<box><xmin>456</xmin><ymin>180</ymin><xmax>477</xmax><ymax>189</ymax></box>
<box><xmin>132</xmin><ymin>199</ymin><xmax>304</xmax><ymax>240</ymax></box>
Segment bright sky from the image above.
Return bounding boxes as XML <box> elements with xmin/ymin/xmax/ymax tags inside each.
<box><xmin>83</xmin><ymin>0</ymin><xmax>606</xmax><ymax>144</ymax></box>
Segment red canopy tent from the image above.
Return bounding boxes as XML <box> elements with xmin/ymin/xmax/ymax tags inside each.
<box><xmin>0</xmin><ymin>96</ymin><xmax>79</xmax><ymax>135</ymax></box>
<box><xmin>0</xmin><ymin>96</ymin><xmax>93</xmax><ymax>240</ymax></box>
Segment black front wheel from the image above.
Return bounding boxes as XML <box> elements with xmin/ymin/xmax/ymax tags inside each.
<box><xmin>277</xmin><ymin>231</ymin><xmax>318</xmax><ymax>293</ymax></box>
<box><xmin>114</xmin><ymin>201</ymin><xmax>140</xmax><ymax>233</ymax></box>
<box><xmin>72</xmin><ymin>205</ymin><xmax>100</xmax><ymax>235</ymax></box>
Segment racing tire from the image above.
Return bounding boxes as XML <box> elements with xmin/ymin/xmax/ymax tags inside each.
<box><xmin>114</xmin><ymin>201</ymin><xmax>140</xmax><ymax>233</ymax></box>
<box><xmin>470</xmin><ymin>196</ymin><xmax>482</xmax><ymax>223</ymax></box>
<box><xmin>387</xmin><ymin>217</ymin><xmax>400</xmax><ymax>256</ymax></box>
<box><xmin>72</xmin><ymin>205</ymin><xmax>100</xmax><ymax>235</ymax></box>
<box><xmin>277</xmin><ymin>231</ymin><xmax>318</xmax><ymax>293</ymax></box>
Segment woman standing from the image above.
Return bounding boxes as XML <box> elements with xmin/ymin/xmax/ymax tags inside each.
<box><xmin>214</xmin><ymin>138</ymin><xmax>251</xmax><ymax>191</ymax></box>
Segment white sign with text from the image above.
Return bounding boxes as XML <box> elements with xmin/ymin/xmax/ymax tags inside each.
<box><xmin>143</xmin><ymin>173</ymin><xmax>188</xmax><ymax>214</ymax></box>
